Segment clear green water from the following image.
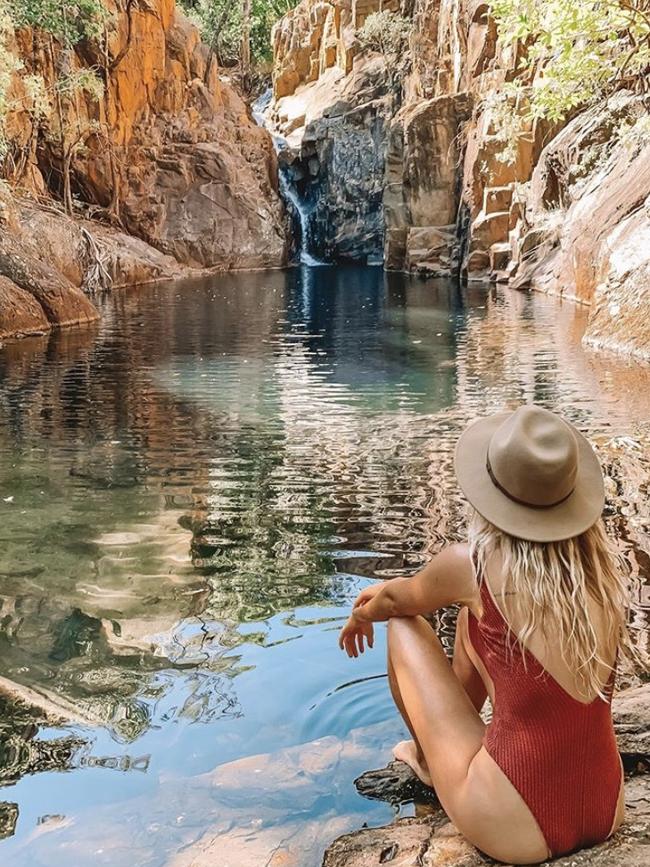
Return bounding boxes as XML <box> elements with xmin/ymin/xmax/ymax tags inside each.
<box><xmin>0</xmin><ymin>266</ymin><xmax>648</xmax><ymax>866</ymax></box>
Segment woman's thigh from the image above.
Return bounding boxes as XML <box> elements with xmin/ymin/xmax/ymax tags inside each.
<box><xmin>387</xmin><ymin>615</ymin><xmax>550</xmax><ymax>864</ymax></box>
<box><xmin>386</xmin><ymin>615</ymin><xmax>485</xmax><ymax>794</ymax></box>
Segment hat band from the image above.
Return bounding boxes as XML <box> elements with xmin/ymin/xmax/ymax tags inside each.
<box><xmin>485</xmin><ymin>455</ymin><xmax>575</xmax><ymax>510</ymax></box>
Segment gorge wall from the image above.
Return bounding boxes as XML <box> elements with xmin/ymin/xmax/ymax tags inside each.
<box><xmin>268</xmin><ymin>0</ymin><xmax>401</xmax><ymax>262</ymax></box>
<box><xmin>1</xmin><ymin>0</ymin><xmax>288</xmax><ymax>340</ymax></box>
<box><xmin>268</xmin><ymin>0</ymin><xmax>650</xmax><ymax>359</ymax></box>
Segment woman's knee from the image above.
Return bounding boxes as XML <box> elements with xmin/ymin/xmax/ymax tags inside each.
<box><xmin>387</xmin><ymin>614</ymin><xmax>423</xmax><ymax>641</ymax></box>
<box><xmin>387</xmin><ymin>615</ymin><xmax>440</xmax><ymax>658</ymax></box>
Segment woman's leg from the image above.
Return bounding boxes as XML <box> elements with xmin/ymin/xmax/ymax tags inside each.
<box><xmin>388</xmin><ymin>651</ymin><xmax>432</xmax><ymax>785</ymax></box>
<box><xmin>387</xmin><ymin>615</ymin><xmax>550</xmax><ymax>864</ymax></box>
<box><xmin>391</xmin><ymin>608</ymin><xmax>487</xmax><ymax>783</ymax></box>
<box><xmin>452</xmin><ymin>607</ymin><xmax>489</xmax><ymax>712</ymax></box>
<box><xmin>387</xmin><ymin>615</ymin><xmax>486</xmax><ymax>789</ymax></box>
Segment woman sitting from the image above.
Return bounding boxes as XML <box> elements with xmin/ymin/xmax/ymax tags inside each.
<box><xmin>339</xmin><ymin>404</ymin><xmax>632</xmax><ymax>864</ymax></box>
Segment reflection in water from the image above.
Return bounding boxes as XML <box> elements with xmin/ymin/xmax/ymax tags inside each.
<box><xmin>0</xmin><ymin>266</ymin><xmax>648</xmax><ymax>866</ymax></box>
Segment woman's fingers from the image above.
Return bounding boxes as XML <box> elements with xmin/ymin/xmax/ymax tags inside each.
<box><xmin>339</xmin><ymin>618</ymin><xmax>376</xmax><ymax>657</ymax></box>
<box><xmin>340</xmin><ymin>626</ymin><xmax>355</xmax><ymax>657</ymax></box>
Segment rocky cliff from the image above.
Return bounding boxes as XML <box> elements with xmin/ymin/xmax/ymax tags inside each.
<box><xmin>0</xmin><ymin>0</ymin><xmax>287</xmax><ymax>340</ymax></box>
<box><xmin>268</xmin><ymin>0</ymin><xmax>650</xmax><ymax>359</ymax></box>
<box><xmin>267</xmin><ymin>0</ymin><xmax>400</xmax><ymax>262</ymax></box>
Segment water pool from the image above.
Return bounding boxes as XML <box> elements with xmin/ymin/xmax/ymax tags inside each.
<box><xmin>0</xmin><ymin>265</ymin><xmax>648</xmax><ymax>866</ymax></box>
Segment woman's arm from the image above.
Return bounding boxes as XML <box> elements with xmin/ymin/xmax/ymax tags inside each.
<box><xmin>353</xmin><ymin>544</ymin><xmax>475</xmax><ymax>622</ymax></box>
<box><xmin>339</xmin><ymin>544</ymin><xmax>476</xmax><ymax>657</ymax></box>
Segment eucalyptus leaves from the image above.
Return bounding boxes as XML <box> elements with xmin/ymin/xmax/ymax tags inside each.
<box><xmin>491</xmin><ymin>0</ymin><xmax>650</xmax><ymax>122</ymax></box>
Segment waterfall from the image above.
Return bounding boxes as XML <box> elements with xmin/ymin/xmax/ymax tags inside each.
<box><xmin>252</xmin><ymin>90</ymin><xmax>326</xmax><ymax>267</ymax></box>
<box><xmin>275</xmin><ymin>151</ymin><xmax>324</xmax><ymax>267</ymax></box>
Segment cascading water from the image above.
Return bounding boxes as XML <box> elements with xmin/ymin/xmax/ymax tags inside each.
<box><xmin>275</xmin><ymin>152</ymin><xmax>324</xmax><ymax>267</ymax></box>
<box><xmin>252</xmin><ymin>90</ymin><xmax>326</xmax><ymax>267</ymax></box>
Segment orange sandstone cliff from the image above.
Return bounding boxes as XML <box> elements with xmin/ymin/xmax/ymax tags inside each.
<box><xmin>0</xmin><ymin>0</ymin><xmax>288</xmax><ymax>341</ymax></box>
<box><xmin>268</xmin><ymin>0</ymin><xmax>650</xmax><ymax>359</ymax></box>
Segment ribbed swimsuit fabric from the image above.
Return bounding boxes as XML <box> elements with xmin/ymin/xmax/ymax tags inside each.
<box><xmin>467</xmin><ymin>578</ymin><xmax>622</xmax><ymax>857</ymax></box>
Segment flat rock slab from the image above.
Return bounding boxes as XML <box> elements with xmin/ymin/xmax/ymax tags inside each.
<box><xmin>324</xmin><ymin>776</ymin><xmax>650</xmax><ymax>867</ymax></box>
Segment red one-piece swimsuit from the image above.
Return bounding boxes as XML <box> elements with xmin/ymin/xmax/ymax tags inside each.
<box><xmin>467</xmin><ymin>577</ymin><xmax>622</xmax><ymax>857</ymax></box>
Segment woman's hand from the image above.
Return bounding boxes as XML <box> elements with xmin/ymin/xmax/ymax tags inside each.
<box><xmin>338</xmin><ymin>613</ymin><xmax>374</xmax><ymax>658</ymax></box>
<box><xmin>352</xmin><ymin>581</ymin><xmax>386</xmax><ymax>611</ymax></box>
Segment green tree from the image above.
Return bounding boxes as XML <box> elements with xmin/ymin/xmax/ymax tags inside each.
<box><xmin>490</xmin><ymin>0</ymin><xmax>650</xmax><ymax>121</ymax></box>
<box><xmin>1</xmin><ymin>0</ymin><xmax>109</xmax><ymax>212</ymax></box>
<box><xmin>10</xmin><ymin>0</ymin><xmax>107</xmax><ymax>45</ymax></box>
<box><xmin>357</xmin><ymin>10</ymin><xmax>412</xmax><ymax>85</ymax></box>
<box><xmin>179</xmin><ymin>0</ymin><xmax>297</xmax><ymax>72</ymax></box>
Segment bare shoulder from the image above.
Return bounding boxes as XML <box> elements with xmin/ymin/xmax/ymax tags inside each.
<box><xmin>418</xmin><ymin>542</ymin><xmax>478</xmax><ymax>608</ymax></box>
<box><xmin>439</xmin><ymin>542</ymin><xmax>473</xmax><ymax>570</ymax></box>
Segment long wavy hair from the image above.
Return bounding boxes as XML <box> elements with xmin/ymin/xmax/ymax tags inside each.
<box><xmin>468</xmin><ymin>510</ymin><xmax>637</xmax><ymax>701</ymax></box>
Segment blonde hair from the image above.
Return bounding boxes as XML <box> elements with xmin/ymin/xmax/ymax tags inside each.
<box><xmin>468</xmin><ymin>510</ymin><xmax>637</xmax><ymax>701</ymax></box>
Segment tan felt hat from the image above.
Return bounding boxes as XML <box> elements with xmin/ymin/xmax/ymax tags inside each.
<box><xmin>454</xmin><ymin>404</ymin><xmax>605</xmax><ymax>542</ymax></box>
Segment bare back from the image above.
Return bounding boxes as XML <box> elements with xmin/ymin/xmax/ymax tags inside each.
<box><xmin>478</xmin><ymin>548</ymin><xmax>618</xmax><ymax>704</ymax></box>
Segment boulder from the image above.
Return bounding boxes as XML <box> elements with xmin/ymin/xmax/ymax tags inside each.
<box><xmin>405</xmin><ymin>226</ymin><xmax>458</xmax><ymax>276</ymax></box>
<box><xmin>0</xmin><ymin>276</ymin><xmax>50</xmax><ymax>339</ymax></box>
<box><xmin>0</xmin><ymin>235</ymin><xmax>99</xmax><ymax>329</ymax></box>
<box><xmin>0</xmin><ymin>197</ymin><xmax>185</xmax><ymax>338</ymax></box>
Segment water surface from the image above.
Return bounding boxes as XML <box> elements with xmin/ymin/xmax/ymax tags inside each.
<box><xmin>0</xmin><ymin>266</ymin><xmax>648</xmax><ymax>865</ymax></box>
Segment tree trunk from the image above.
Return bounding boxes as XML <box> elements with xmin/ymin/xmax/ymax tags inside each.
<box><xmin>241</xmin><ymin>0</ymin><xmax>251</xmax><ymax>88</ymax></box>
<box><xmin>48</xmin><ymin>36</ymin><xmax>71</xmax><ymax>215</ymax></box>
<box><xmin>103</xmin><ymin>23</ymin><xmax>122</xmax><ymax>223</ymax></box>
<box><xmin>62</xmin><ymin>146</ymin><xmax>74</xmax><ymax>216</ymax></box>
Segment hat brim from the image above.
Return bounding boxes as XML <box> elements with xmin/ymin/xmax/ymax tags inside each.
<box><xmin>454</xmin><ymin>411</ymin><xmax>605</xmax><ymax>543</ymax></box>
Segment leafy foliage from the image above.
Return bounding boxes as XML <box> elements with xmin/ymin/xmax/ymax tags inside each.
<box><xmin>357</xmin><ymin>10</ymin><xmax>411</xmax><ymax>61</ymax></box>
<box><xmin>356</xmin><ymin>9</ymin><xmax>412</xmax><ymax>87</ymax></box>
<box><xmin>10</xmin><ymin>0</ymin><xmax>109</xmax><ymax>46</ymax></box>
<box><xmin>178</xmin><ymin>0</ymin><xmax>296</xmax><ymax>66</ymax></box>
<box><xmin>490</xmin><ymin>0</ymin><xmax>650</xmax><ymax>121</ymax></box>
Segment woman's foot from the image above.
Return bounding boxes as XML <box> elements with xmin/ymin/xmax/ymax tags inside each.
<box><xmin>392</xmin><ymin>739</ymin><xmax>433</xmax><ymax>787</ymax></box>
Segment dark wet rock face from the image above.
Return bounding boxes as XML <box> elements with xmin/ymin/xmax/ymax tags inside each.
<box><xmin>270</xmin><ymin>54</ymin><xmax>392</xmax><ymax>264</ymax></box>
<box><xmin>354</xmin><ymin>760</ymin><xmax>438</xmax><ymax>806</ymax></box>
<box><xmin>305</xmin><ymin>103</ymin><xmax>389</xmax><ymax>263</ymax></box>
